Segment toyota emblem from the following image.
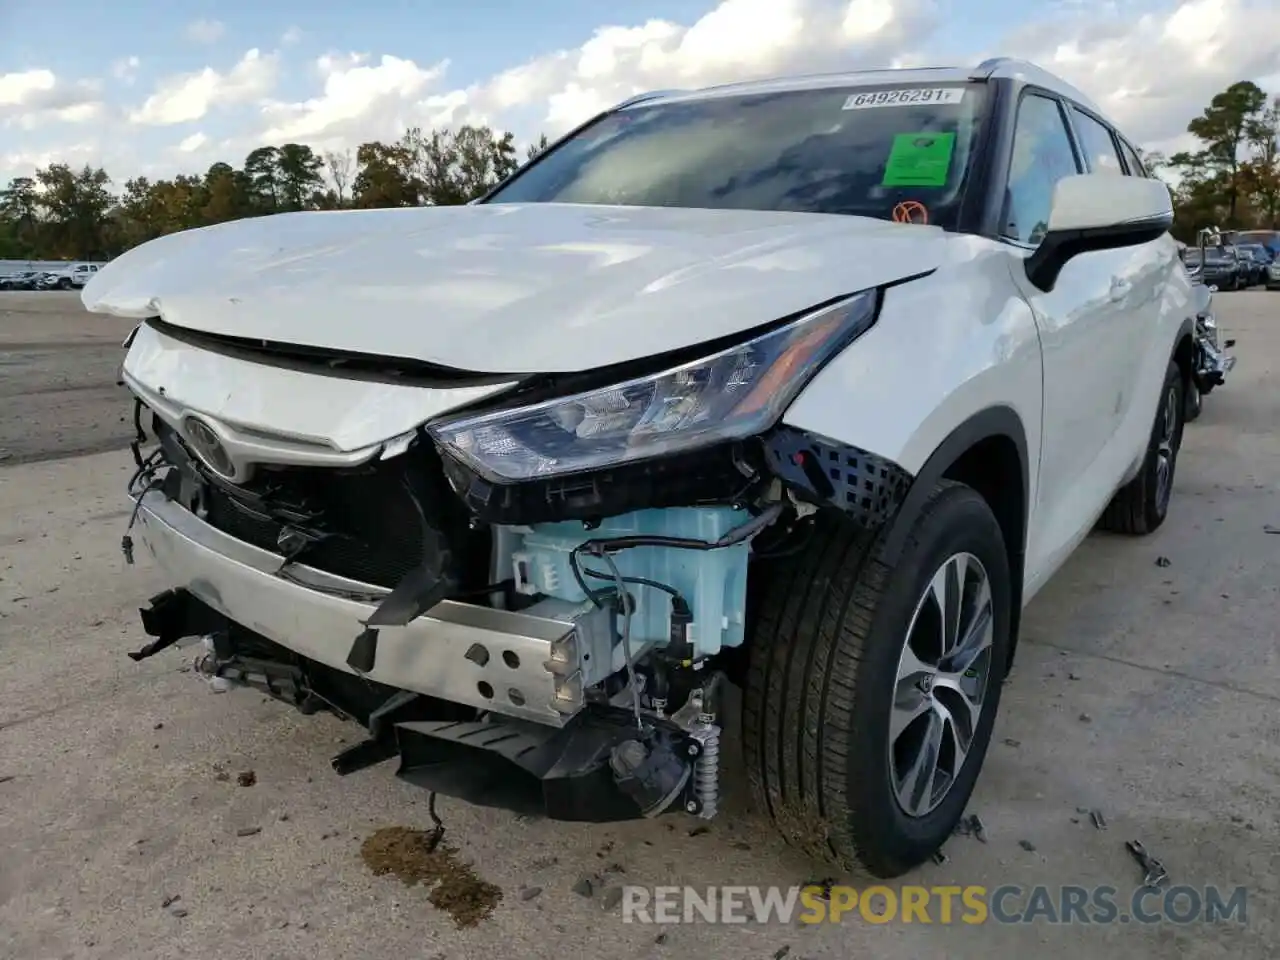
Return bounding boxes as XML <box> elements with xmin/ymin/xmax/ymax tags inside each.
<box><xmin>182</xmin><ymin>416</ymin><xmax>236</xmax><ymax>479</ymax></box>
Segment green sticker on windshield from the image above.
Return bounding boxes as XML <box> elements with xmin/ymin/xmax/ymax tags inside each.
<box><xmin>881</xmin><ymin>132</ymin><xmax>956</xmax><ymax>187</ymax></box>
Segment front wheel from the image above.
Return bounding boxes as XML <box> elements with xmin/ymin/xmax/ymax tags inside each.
<box><xmin>57</xmin><ymin>277</ymin><xmax>71</xmax><ymax>290</ymax></box>
<box><xmin>743</xmin><ymin>481</ymin><xmax>1012</xmax><ymax>878</ymax></box>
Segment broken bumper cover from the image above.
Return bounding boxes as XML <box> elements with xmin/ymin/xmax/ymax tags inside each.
<box><xmin>1195</xmin><ymin>340</ymin><xmax>1236</xmax><ymax>387</ymax></box>
<box><xmin>130</xmin><ymin>489</ymin><xmax>586</xmax><ymax>726</ymax></box>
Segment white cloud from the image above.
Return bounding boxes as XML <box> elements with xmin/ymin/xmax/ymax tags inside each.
<box><xmin>128</xmin><ymin>48</ymin><xmax>278</xmax><ymax>125</ymax></box>
<box><xmin>1001</xmin><ymin>0</ymin><xmax>1280</xmax><ymax>149</ymax></box>
<box><xmin>177</xmin><ymin>132</ymin><xmax>209</xmax><ymax>152</ymax></box>
<box><xmin>0</xmin><ymin>68</ymin><xmax>105</xmax><ymax>130</ymax></box>
<box><xmin>0</xmin><ymin>68</ymin><xmax>57</xmax><ymax>106</ymax></box>
<box><xmin>1</xmin><ymin>142</ymin><xmax>100</xmax><ymax>175</ymax></box>
<box><xmin>111</xmin><ymin>56</ymin><xmax>141</xmax><ymax>84</ymax></box>
<box><xmin>186</xmin><ymin>18</ymin><xmax>226</xmax><ymax>45</ymax></box>
<box><xmin>281</xmin><ymin>26</ymin><xmax>303</xmax><ymax>46</ymax></box>
<box><xmin>258</xmin><ymin>53</ymin><xmax>448</xmax><ymax>144</ymax></box>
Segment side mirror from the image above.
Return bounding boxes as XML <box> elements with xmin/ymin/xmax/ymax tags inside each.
<box><xmin>1025</xmin><ymin>174</ymin><xmax>1174</xmax><ymax>292</ymax></box>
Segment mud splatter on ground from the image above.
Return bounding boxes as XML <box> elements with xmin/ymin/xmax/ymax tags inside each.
<box><xmin>360</xmin><ymin>826</ymin><xmax>503</xmax><ymax>929</ymax></box>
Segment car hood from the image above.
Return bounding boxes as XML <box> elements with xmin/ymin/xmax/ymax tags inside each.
<box><xmin>82</xmin><ymin>203</ymin><xmax>948</xmax><ymax>374</ymax></box>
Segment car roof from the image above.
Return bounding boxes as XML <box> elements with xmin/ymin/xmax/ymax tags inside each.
<box><xmin>623</xmin><ymin>57</ymin><xmax>1108</xmax><ymax>123</ymax></box>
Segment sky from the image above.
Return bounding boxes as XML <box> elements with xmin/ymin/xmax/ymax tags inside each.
<box><xmin>1</xmin><ymin>0</ymin><xmax>1279</xmax><ymax>186</ymax></box>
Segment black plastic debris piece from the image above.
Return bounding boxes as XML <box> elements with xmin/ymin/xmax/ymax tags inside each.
<box><xmin>1155</xmin><ymin>556</ymin><xmax>1172</xmax><ymax>567</ymax></box>
<box><xmin>953</xmin><ymin>813</ymin><xmax>987</xmax><ymax>842</ymax></box>
<box><xmin>931</xmin><ymin>849</ymin><xmax>949</xmax><ymax>864</ymax></box>
<box><xmin>1263</xmin><ymin>525</ymin><xmax>1279</xmax><ymax>535</ymax></box>
<box><xmin>1090</xmin><ymin>809</ymin><xmax>1107</xmax><ymax>830</ymax></box>
<box><xmin>1125</xmin><ymin>840</ymin><xmax>1169</xmax><ymax>889</ymax></box>
<box><xmin>803</xmin><ymin>878</ymin><xmax>837</xmax><ymax>900</ymax></box>
<box><xmin>236</xmin><ymin>826</ymin><xmax>262</xmax><ymax>838</ymax></box>
<box><xmin>1018</xmin><ymin>839</ymin><xmax>1036</xmax><ymax>852</ymax></box>
<box><xmin>1002</xmin><ymin>738</ymin><xmax>1021</xmax><ymax>748</ymax></box>
<box><xmin>774</xmin><ymin>948</ymin><xmax>792</xmax><ymax>960</ymax></box>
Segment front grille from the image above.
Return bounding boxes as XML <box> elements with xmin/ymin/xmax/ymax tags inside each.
<box><xmin>149</xmin><ymin>412</ymin><xmax>490</xmax><ymax>592</ymax></box>
<box><xmin>202</xmin><ymin>468</ymin><xmax>428</xmax><ymax>588</ymax></box>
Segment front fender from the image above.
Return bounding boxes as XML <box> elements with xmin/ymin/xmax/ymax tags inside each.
<box><xmin>781</xmin><ymin>242</ymin><xmax>1042</xmax><ymax>486</ymax></box>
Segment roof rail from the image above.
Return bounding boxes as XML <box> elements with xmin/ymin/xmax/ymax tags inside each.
<box><xmin>971</xmin><ymin>57</ymin><xmax>1026</xmax><ymax>79</ymax></box>
<box><xmin>615</xmin><ymin>89</ymin><xmax>685</xmax><ymax>109</ymax></box>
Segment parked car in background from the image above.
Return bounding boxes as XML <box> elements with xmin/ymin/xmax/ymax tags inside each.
<box><xmin>1234</xmin><ymin>230</ymin><xmax>1280</xmax><ymax>261</ymax></box>
<box><xmin>35</xmin><ymin>262</ymin><xmax>102</xmax><ymax>290</ymax></box>
<box><xmin>1185</xmin><ymin>247</ymin><xmax>1243</xmax><ymax>289</ymax></box>
<box><xmin>1236</xmin><ymin>243</ymin><xmax>1271</xmax><ymax>285</ymax></box>
<box><xmin>1266</xmin><ymin>258</ymin><xmax>1280</xmax><ymax>290</ymax></box>
<box><xmin>0</xmin><ymin>271</ymin><xmax>43</xmax><ymax>290</ymax></box>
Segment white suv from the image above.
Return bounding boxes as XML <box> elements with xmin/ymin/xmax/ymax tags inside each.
<box><xmin>84</xmin><ymin>57</ymin><xmax>1193</xmax><ymax>877</ymax></box>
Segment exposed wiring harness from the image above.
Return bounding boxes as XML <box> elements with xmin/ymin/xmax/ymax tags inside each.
<box><xmin>595</xmin><ymin>550</ymin><xmax>645</xmax><ymax>731</ymax></box>
<box><xmin>569</xmin><ymin>502</ymin><xmax>786</xmax><ymax>731</ymax></box>
<box><xmin>568</xmin><ymin>501</ymin><xmax>786</xmax><ymax>608</ymax></box>
<box><xmin>121</xmin><ymin>446</ymin><xmax>165</xmax><ymax>565</ymax></box>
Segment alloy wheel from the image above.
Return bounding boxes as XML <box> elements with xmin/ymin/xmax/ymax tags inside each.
<box><xmin>888</xmin><ymin>552</ymin><xmax>995</xmax><ymax>818</ymax></box>
<box><xmin>1155</xmin><ymin>382</ymin><xmax>1179</xmax><ymax>511</ymax></box>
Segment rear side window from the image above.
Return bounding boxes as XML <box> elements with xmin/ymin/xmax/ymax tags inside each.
<box><xmin>1003</xmin><ymin>94</ymin><xmax>1081</xmax><ymax>245</ymax></box>
<box><xmin>1118</xmin><ymin>140</ymin><xmax>1147</xmax><ymax>177</ymax></box>
<box><xmin>1070</xmin><ymin>107</ymin><xmax>1124</xmax><ymax>175</ymax></box>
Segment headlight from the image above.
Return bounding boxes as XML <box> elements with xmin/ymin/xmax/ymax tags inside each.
<box><xmin>428</xmin><ymin>289</ymin><xmax>878</xmax><ymax>482</ymax></box>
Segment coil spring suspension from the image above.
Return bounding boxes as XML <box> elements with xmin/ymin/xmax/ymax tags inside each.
<box><xmin>692</xmin><ymin>721</ymin><xmax>721</xmax><ymax>819</ymax></box>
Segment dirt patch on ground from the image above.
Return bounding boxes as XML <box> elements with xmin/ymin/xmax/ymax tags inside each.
<box><xmin>360</xmin><ymin>826</ymin><xmax>503</xmax><ymax>929</ymax></box>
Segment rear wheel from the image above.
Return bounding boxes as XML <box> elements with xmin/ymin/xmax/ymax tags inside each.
<box><xmin>1099</xmin><ymin>360</ymin><xmax>1183</xmax><ymax>535</ymax></box>
<box><xmin>743</xmin><ymin>481</ymin><xmax>1011</xmax><ymax>878</ymax></box>
<box><xmin>1184</xmin><ymin>375</ymin><xmax>1202</xmax><ymax>422</ymax></box>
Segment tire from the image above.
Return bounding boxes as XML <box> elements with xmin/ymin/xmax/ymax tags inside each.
<box><xmin>743</xmin><ymin>480</ymin><xmax>1012</xmax><ymax>878</ymax></box>
<box><xmin>1184</xmin><ymin>375</ymin><xmax>1202</xmax><ymax>422</ymax></box>
<box><xmin>57</xmin><ymin>278</ymin><xmax>72</xmax><ymax>290</ymax></box>
<box><xmin>1098</xmin><ymin>360</ymin><xmax>1184</xmax><ymax>535</ymax></box>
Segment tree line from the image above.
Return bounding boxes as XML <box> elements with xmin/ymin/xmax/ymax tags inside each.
<box><xmin>1</xmin><ymin>78</ymin><xmax>1278</xmax><ymax>262</ymax></box>
<box><xmin>0</xmin><ymin>125</ymin><xmax>552</xmax><ymax>261</ymax></box>
<box><xmin>1152</xmin><ymin>80</ymin><xmax>1280</xmax><ymax>237</ymax></box>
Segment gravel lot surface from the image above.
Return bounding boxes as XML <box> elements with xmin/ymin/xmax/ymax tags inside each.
<box><xmin>1</xmin><ymin>289</ymin><xmax>1278</xmax><ymax>960</ymax></box>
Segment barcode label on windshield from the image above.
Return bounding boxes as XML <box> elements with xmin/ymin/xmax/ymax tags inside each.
<box><xmin>843</xmin><ymin>88</ymin><xmax>965</xmax><ymax>110</ymax></box>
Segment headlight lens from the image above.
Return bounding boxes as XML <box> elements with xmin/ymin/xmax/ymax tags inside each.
<box><xmin>429</xmin><ymin>290</ymin><xmax>878</xmax><ymax>482</ymax></box>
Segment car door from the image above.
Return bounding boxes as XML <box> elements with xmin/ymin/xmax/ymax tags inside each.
<box><xmin>1001</xmin><ymin>91</ymin><xmax>1133</xmax><ymax>579</ymax></box>
<box><xmin>1067</xmin><ymin>107</ymin><xmax>1169</xmax><ymax>437</ymax></box>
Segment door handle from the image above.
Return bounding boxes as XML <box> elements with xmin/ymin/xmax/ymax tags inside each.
<box><xmin>1109</xmin><ymin>277</ymin><xmax>1132</xmax><ymax>301</ymax></box>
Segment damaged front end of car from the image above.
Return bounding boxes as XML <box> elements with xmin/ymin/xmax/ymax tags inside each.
<box><xmin>119</xmin><ymin>287</ymin><xmax>913</xmax><ymax>824</ymax></box>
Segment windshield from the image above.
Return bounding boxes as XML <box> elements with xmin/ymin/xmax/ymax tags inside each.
<box><xmin>486</xmin><ymin>83</ymin><xmax>989</xmax><ymax>232</ymax></box>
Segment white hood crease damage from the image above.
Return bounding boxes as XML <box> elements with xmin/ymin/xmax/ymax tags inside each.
<box><xmin>84</xmin><ymin>202</ymin><xmax>946</xmax><ymax>375</ymax></box>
